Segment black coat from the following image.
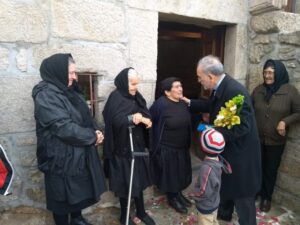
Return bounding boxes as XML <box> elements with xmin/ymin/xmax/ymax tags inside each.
<box><xmin>102</xmin><ymin>89</ymin><xmax>152</xmax><ymax>198</ymax></box>
<box><xmin>190</xmin><ymin>75</ymin><xmax>261</xmax><ymax>200</ymax></box>
<box><xmin>32</xmin><ymin>81</ymin><xmax>106</xmax><ymax>213</ymax></box>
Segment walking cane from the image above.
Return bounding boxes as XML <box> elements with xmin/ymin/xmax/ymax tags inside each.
<box><xmin>126</xmin><ymin>124</ymin><xmax>149</xmax><ymax>225</ymax></box>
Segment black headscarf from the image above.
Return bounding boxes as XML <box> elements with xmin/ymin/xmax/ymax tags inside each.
<box><xmin>103</xmin><ymin>68</ymin><xmax>151</xmax><ymax>161</ymax></box>
<box><xmin>40</xmin><ymin>53</ymin><xmax>94</xmax><ymax>127</ymax></box>
<box><xmin>160</xmin><ymin>77</ymin><xmax>181</xmax><ymax>96</ymax></box>
<box><xmin>263</xmin><ymin>59</ymin><xmax>289</xmax><ymax>102</ymax></box>
<box><xmin>114</xmin><ymin>67</ymin><xmax>147</xmax><ymax>110</ymax></box>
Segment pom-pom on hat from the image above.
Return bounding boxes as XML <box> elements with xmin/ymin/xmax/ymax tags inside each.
<box><xmin>200</xmin><ymin>129</ymin><xmax>225</xmax><ymax>156</ymax></box>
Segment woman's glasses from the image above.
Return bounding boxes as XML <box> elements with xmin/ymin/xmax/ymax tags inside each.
<box><xmin>263</xmin><ymin>70</ymin><xmax>274</xmax><ymax>76</ymax></box>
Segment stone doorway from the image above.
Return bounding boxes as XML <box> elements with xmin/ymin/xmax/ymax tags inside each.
<box><xmin>155</xmin><ymin>20</ymin><xmax>226</xmax><ymax>100</ymax></box>
<box><xmin>156</xmin><ymin>20</ymin><xmax>226</xmax><ymax>158</ymax></box>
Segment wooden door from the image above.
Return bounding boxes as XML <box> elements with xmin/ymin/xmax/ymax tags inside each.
<box><xmin>156</xmin><ymin>21</ymin><xmax>226</xmax><ymax>159</ymax></box>
<box><xmin>156</xmin><ymin>21</ymin><xmax>226</xmax><ymax>99</ymax></box>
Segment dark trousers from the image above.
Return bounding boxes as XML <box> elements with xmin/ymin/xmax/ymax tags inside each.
<box><xmin>218</xmin><ymin>197</ymin><xmax>256</xmax><ymax>225</ymax></box>
<box><xmin>260</xmin><ymin>144</ymin><xmax>284</xmax><ymax>201</ymax></box>
<box><xmin>53</xmin><ymin>211</ymin><xmax>81</xmax><ymax>225</ymax></box>
<box><xmin>119</xmin><ymin>191</ymin><xmax>146</xmax><ymax>222</ymax></box>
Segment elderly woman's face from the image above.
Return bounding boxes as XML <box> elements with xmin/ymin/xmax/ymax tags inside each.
<box><xmin>165</xmin><ymin>81</ymin><xmax>183</xmax><ymax>101</ymax></box>
<box><xmin>263</xmin><ymin>66</ymin><xmax>275</xmax><ymax>85</ymax></box>
<box><xmin>68</xmin><ymin>63</ymin><xmax>77</xmax><ymax>87</ymax></box>
<box><xmin>128</xmin><ymin>76</ymin><xmax>140</xmax><ymax>96</ymax></box>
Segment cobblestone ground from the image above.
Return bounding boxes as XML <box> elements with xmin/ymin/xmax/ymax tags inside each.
<box><xmin>85</xmin><ymin>152</ymin><xmax>299</xmax><ymax>225</ymax></box>
<box><xmin>84</xmin><ymin>196</ymin><xmax>299</xmax><ymax>225</ymax></box>
<box><xmin>0</xmin><ymin>152</ymin><xmax>299</xmax><ymax>225</ymax></box>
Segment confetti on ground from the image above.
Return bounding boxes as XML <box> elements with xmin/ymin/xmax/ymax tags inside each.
<box><xmin>183</xmin><ymin>212</ymin><xmax>197</xmax><ymax>225</ymax></box>
<box><xmin>81</xmin><ymin>152</ymin><xmax>300</xmax><ymax>225</ymax></box>
<box><xmin>133</xmin><ymin>217</ymin><xmax>141</xmax><ymax>224</ymax></box>
<box><xmin>145</xmin><ymin>210</ymin><xmax>154</xmax><ymax>216</ymax></box>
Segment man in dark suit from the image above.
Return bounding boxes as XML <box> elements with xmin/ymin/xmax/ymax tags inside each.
<box><xmin>182</xmin><ymin>55</ymin><xmax>261</xmax><ymax>225</ymax></box>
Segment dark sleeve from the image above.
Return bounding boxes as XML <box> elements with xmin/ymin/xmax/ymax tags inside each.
<box><xmin>282</xmin><ymin>86</ymin><xmax>300</xmax><ymax>125</ymax></box>
<box><xmin>251</xmin><ymin>85</ymin><xmax>260</xmax><ymax>107</ymax></box>
<box><xmin>216</xmin><ymin>94</ymin><xmax>253</xmax><ymax>143</ymax></box>
<box><xmin>149</xmin><ymin>100</ymin><xmax>163</xmax><ymax>152</ymax></box>
<box><xmin>112</xmin><ymin>111</ymin><xmax>132</xmax><ymax>129</ymax></box>
<box><xmin>190</xmin><ymin>99</ymin><xmax>210</xmax><ymax>113</ymax></box>
<box><xmin>34</xmin><ymin>91</ymin><xmax>96</xmax><ymax>146</ymax></box>
<box><xmin>150</xmin><ymin>101</ymin><xmax>160</xmax><ymax>123</ymax></box>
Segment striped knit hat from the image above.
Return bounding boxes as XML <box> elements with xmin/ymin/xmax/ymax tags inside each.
<box><xmin>200</xmin><ymin>129</ymin><xmax>225</xmax><ymax>156</ymax></box>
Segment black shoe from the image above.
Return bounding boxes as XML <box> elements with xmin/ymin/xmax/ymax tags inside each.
<box><xmin>137</xmin><ymin>214</ymin><xmax>156</xmax><ymax>225</ymax></box>
<box><xmin>177</xmin><ymin>192</ymin><xmax>192</xmax><ymax>208</ymax></box>
<box><xmin>217</xmin><ymin>212</ymin><xmax>232</xmax><ymax>222</ymax></box>
<box><xmin>260</xmin><ymin>199</ymin><xmax>271</xmax><ymax>212</ymax></box>
<box><xmin>70</xmin><ymin>216</ymin><xmax>92</xmax><ymax>225</ymax></box>
<box><xmin>119</xmin><ymin>217</ymin><xmax>136</xmax><ymax>225</ymax></box>
<box><xmin>168</xmin><ymin>197</ymin><xmax>188</xmax><ymax>214</ymax></box>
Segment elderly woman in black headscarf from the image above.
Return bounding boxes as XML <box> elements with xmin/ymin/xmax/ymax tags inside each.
<box><xmin>252</xmin><ymin>59</ymin><xmax>300</xmax><ymax>212</ymax></box>
<box><xmin>150</xmin><ymin>77</ymin><xmax>192</xmax><ymax>214</ymax></box>
<box><xmin>32</xmin><ymin>53</ymin><xmax>106</xmax><ymax>225</ymax></box>
<box><xmin>102</xmin><ymin>68</ymin><xmax>155</xmax><ymax>225</ymax></box>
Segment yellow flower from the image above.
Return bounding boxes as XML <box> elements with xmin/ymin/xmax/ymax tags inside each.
<box><xmin>231</xmin><ymin>115</ymin><xmax>240</xmax><ymax>125</ymax></box>
<box><xmin>213</xmin><ymin>95</ymin><xmax>244</xmax><ymax>129</ymax></box>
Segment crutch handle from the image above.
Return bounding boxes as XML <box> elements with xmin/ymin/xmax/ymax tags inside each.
<box><xmin>127</xmin><ymin>115</ymin><xmax>135</xmax><ymax>128</ymax></box>
<box><xmin>132</xmin><ymin>152</ymin><xmax>149</xmax><ymax>157</ymax></box>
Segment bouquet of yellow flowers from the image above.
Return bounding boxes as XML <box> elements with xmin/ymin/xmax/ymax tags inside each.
<box><xmin>213</xmin><ymin>94</ymin><xmax>244</xmax><ymax>129</ymax></box>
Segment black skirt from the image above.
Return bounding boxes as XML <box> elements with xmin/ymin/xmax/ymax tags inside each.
<box><xmin>45</xmin><ymin>150</ymin><xmax>107</xmax><ymax>214</ymax></box>
<box><xmin>107</xmin><ymin>153</ymin><xmax>152</xmax><ymax>198</ymax></box>
<box><xmin>45</xmin><ymin>174</ymin><xmax>105</xmax><ymax>215</ymax></box>
<box><xmin>152</xmin><ymin>144</ymin><xmax>192</xmax><ymax>193</ymax></box>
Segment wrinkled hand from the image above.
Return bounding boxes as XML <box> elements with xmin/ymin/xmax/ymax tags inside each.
<box><xmin>142</xmin><ymin>117</ymin><xmax>152</xmax><ymax>129</ymax></box>
<box><xmin>132</xmin><ymin>113</ymin><xmax>143</xmax><ymax>125</ymax></box>
<box><xmin>277</xmin><ymin>121</ymin><xmax>286</xmax><ymax>136</ymax></box>
<box><xmin>95</xmin><ymin>130</ymin><xmax>104</xmax><ymax>145</ymax></box>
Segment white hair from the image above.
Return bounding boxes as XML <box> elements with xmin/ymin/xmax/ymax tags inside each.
<box><xmin>197</xmin><ymin>55</ymin><xmax>224</xmax><ymax>76</ymax></box>
<box><xmin>128</xmin><ymin>68</ymin><xmax>140</xmax><ymax>79</ymax></box>
<box><xmin>68</xmin><ymin>56</ymin><xmax>75</xmax><ymax>64</ymax></box>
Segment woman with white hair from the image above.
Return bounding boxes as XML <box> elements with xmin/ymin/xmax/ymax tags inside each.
<box><xmin>103</xmin><ymin>68</ymin><xmax>155</xmax><ymax>225</ymax></box>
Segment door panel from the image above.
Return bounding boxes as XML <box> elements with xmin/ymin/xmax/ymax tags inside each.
<box><xmin>156</xmin><ymin>21</ymin><xmax>226</xmax><ymax>159</ymax></box>
<box><xmin>156</xmin><ymin>21</ymin><xmax>225</xmax><ymax>100</ymax></box>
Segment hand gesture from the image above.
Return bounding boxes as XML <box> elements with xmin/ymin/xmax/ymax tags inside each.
<box><xmin>180</xmin><ymin>96</ymin><xmax>191</xmax><ymax>105</ymax></box>
<box><xmin>95</xmin><ymin>130</ymin><xmax>104</xmax><ymax>145</ymax></box>
<box><xmin>277</xmin><ymin>121</ymin><xmax>286</xmax><ymax>136</ymax></box>
<box><xmin>132</xmin><ymin>113</ymin><xmax>143</xmax><ymax>125</ymax></box>
<box><xmin>142</xmin><ymin>117</ymin><xmax>152</xmax><ymax>129</ymax></box>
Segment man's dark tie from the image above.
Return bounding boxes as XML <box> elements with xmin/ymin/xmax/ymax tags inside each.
<box><xmin>210</xmin><ymin>90</ymin><xmax>216</xmax><ymax>98</ymax></box>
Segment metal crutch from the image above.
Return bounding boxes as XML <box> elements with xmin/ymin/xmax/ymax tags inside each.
<box><xmin>126</xmin><ymin>124</ymin><xmax>149</xmax><ymax>225</ymax></box>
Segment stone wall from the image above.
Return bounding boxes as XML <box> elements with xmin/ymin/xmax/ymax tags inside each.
<box><xmin>248</xmin><ymin>10</ymin><xmax>300</xmax><ymax>212</ymax></box>
<box><xmin>0</xmin><ymin>0</ymin><xmax>158</xmax><ymax>216</ymax></box>
<box><xmin>295</xmin><ymin>0</ymin><xmax>300</xmax><ymax>13</ymax></box>
<box><xmin>0</xmin><ymin>0</ymin><xmax>249</xmax><ymax>222</ymax></box>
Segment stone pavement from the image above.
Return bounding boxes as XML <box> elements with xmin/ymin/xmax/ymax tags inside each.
<box><xmin>82</xmin><ymin>152</ymin><xmax>299</xmax><ymax>225</ymax></box>
<box><xmin>0</xmin><ymin>151</ymin><xmax>299</xmax><ymax>225</ymax></box>
<box><xmin>93</xmin><ymin>200</ymin><xmax>298</xmax><ymax>225</ymax></box>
